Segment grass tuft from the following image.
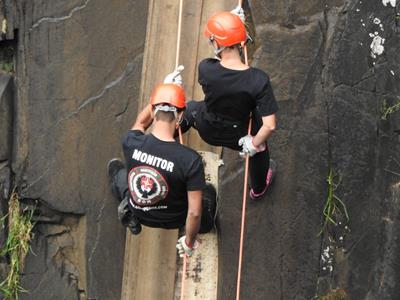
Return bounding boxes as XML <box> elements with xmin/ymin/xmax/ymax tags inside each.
<box><xmin>381</xmin><ymin>99</ymin><xmax>400</xmax><ymax>120</ymax></box>
<box><xmin>0</xmin><ymin>62</ymin><xmax>13</xmax><ymax>74</ymax></box>
<box><xmin>0</xmin><ymin>191</ymin><xmax>35</xmax><ymax>300</ymax></box>
<box><xmin>316</xmin><ymin>288</ymin><xmax>348</xmax><ymax>300</ymax></box>
<box><xmin>318</xmin><ymin>167</ymin><xmax>349</xmax><ymax>237</ymax></box>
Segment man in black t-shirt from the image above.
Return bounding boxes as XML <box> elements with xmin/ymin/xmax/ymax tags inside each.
<box><xmin>108</xmin><ymin>82</ymin><xmax>216</xmax><ymax>257</ymax></box>
<box><xmin>180</xmin><ymin>10</ymin><xmax>278</xmax><ymax>200</ymax></box>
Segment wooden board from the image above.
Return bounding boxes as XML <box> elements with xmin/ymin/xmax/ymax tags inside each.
<box><xmin>174</xmin><ymin>151</ymin><xmax>223</xmax><ymax>300</ymax></box>
<box><xmin>121</xmin><ymin>1</ymin><xmax>234</xmax><ymax>299</ymax></box>
<box><xmin>121</xmin><ymin>227</ymin><xmax>178</xmax><ymax>300</ymax></box>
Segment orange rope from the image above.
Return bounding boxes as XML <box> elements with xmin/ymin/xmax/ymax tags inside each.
<box><xmin>180</xmin><ymin>254</ymin><xmax>188</xmax><ymax>299</ymax></box>
<box><xmin>235</xmin><ymin>41</ymin><xmax>251</xmax><ymax>299</ymax></box>
<box><xmin>178</xmin><ymin>126</ymin><xmax>183</xmax><ymax>145</ymax></box>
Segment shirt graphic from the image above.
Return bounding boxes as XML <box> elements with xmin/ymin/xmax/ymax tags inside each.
<box><xmin>128</xmin><ymin>166</ymin><xmax>169</xmax><ymax>206</ymax></box>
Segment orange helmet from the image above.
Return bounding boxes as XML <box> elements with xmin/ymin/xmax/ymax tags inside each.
<box><xmin>150</xmin><ymin>83</ymin><xmax>186</xmax><ymax>109</ymax></box>
<box><xmin>204</xmin><ymin>12</ymin><xmax>247</xmax><ymax>47</ymax></box>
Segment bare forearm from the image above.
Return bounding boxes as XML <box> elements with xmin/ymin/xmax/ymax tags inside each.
<box><xmin>252</xmin><ymin>114</ymin><xmax>276</xmax><ymax>147</ymax></box>
<box><xmin>132</xmin><ymin>104</ymin><xmax>153</xmax><ymax>132</ymax></box>
<box><xmin>253</xmin><ymin>124</ymin><xmax>274</xmax><ymax>147</ymax></box>
<box><xmin>185</xmin><ymin>213</ymin><xmax>201</xmax><ymax>246</ymax></box>
<box><xmin>185</xmin><ymin>190</ymin><xmax>202</xmax><ymax>246</ymax></box>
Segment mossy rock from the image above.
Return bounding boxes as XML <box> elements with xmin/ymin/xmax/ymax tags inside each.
<box><xmin>320</xmin><ymin>288</ymin><xmax>348</xmax><ymax>300</ymax></box>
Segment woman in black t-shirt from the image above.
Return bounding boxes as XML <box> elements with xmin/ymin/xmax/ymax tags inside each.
<box><xmin>180</xmin><ymin>10</ymin><xmax>278</xmax><ymax>200</ymax></box>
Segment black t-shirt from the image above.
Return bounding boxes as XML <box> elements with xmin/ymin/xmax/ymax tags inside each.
<box><xmin>122</xmin><ymin>130</ymin><xmax>205</xmax><ymax>229</ymax></box>
<box><xmin>198</xmin><ymin>58</ymin><xmax>278</xmax><ymax>122</ymax></box>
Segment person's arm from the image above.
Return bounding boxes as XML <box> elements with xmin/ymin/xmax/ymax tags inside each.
<box><xmin>184</xmin><ymin>190</ymin><xmax>202</xmax><ymax>246</ymax></box>
<box><xmin>131</xmin><ymin>104</ymin><xmax>153</xmax><ymax>132</ymax></box>
<box><xmin>252</xmin><ymin>114</ymin><xmax>276</xmax><ymax>147</ymax></box>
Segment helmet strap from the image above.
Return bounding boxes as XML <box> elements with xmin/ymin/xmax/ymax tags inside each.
<box><xmin>209</xmin><ymin>37</ymin><xmax>225</xmax><ymax>58</ymax></box>
<box><xmin>214</xmin><ymin>46</ymin><xmax>225</xmax><ymax>58</ymax></box>
<box><xmin>154</xmin><ymin>104</ymin><xmax>178</xmax><ymax>119</ymax></box>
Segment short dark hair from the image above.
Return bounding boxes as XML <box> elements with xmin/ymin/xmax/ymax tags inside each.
<box><xmin>154</xmin><ymin>110</ymin><xmax>176</xmax><ymax>122</ymax></box>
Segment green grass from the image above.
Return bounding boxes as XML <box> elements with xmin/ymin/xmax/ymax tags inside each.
<box><xmin>315</xmin><ymin>288</ymin><xmax>348</xmax><ymax>300</ymax></box>
<box><xmin>381</xmin><ymin>99</ymin><xmax>400</xmax><ymax>120</ymax></box>
<box><xmin>0</xmin><ymin>62</ymin><xmax>13</xmax><ymax>74</ymax></box>
<box><xmin>318</xmin><ymin>167</ymin><xmax>349</xmax><ymax>237</ymax></box>
<box><xmin>0</xmin><ymin>191</ymin><xmax>35</xmax><ymax>300</ymax></box>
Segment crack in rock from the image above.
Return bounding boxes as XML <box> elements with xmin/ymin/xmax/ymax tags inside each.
<box><xmin>45</xmin><ymin>61</ymin><xmax>136</xmax><ymax>133</ymax></box>
<box><xmin>29</xmin><ymin>0</ymin><xmax>91</xmax><ymax>31</ymax></box>
<box><xmin>24</xmin><ymin>161</ymin><xmax>55</xmax><ymax>190</ymax></box>
<box><xmin>87</xmin><ymin>196</ymin><xmax>106</xmax><ymax>295</ymax></box>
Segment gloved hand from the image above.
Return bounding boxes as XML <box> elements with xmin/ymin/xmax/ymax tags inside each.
<box><xmin>238</xmin><ymin>135</ymin><xmax>266</xmax><ymax>157</ymax></box>
<box><xmin>163</xmin><ymin>65</ymin><xmax>185</xmax><ymax>86</ymax></box>
<box><xmin>176</xmin><ymin>235</ymin><xmax>199</xmax><ymax>257</ymax></box>
<box><xmin>230</xmin><ymin>5</ymin><xmax>245</xmax><ymax>22</ymax></box>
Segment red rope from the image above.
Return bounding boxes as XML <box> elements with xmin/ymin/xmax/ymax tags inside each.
<box><xmin>235</xmin><ymin>42</ymin><xmax>251</xmax><ymax>300</ymax></box>
<box><xmin>180</xmin><ymin>253</ymin><xmax>188</xmax><ymax>299</ymax></box>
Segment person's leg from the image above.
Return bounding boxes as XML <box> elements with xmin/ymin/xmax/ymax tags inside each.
<box><xmin>199</xmin><ymin>184</ymin><xmax>217</xmax><ymax>234</ymax></box>
<box><xmin>179</xmin><ymin>100</ymin><xmax>205</xmax><ymax>134</ymax></box>
<box><xmin>114</xmin><ymin>167</ymin><xmax>128</xmax><ymax>200</ymax></box>
<box><xmin>249</xmin><ymin>149</ymin><xmax>270</xmax><ymax>193</ymax></box>
<box><xmin>108</xmin><ymin>158</ymin><xmax>128</xmax><ymax>200</ymax></box>
<box><xmin>248</xmin><ymin>110</ymin><xmax>276</xmax><ymax>199</ymax></box>
<box><xmin>107</xmin><ymin>158</ymin><xmax>141</xmax><ymax>234</ymax></box>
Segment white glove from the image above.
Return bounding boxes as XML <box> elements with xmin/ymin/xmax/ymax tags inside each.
<box><xmin>230</xmin><ymin>5</ymin><xmax>245</xmax><ymax>22</ymax></box>
<box><xmin>176</xmin><ymin>236</ymin><xmax>199</xmax><ymax>257</ymax></box>
<box><xmin>238</xmin><ymin>135</ymin><xmax>266</xmax><ymax>157</ymax></box>
<box><xmin>163</xmin><ymin>65</ymin><xmax>184</xmax><ymax>86</ymax></box>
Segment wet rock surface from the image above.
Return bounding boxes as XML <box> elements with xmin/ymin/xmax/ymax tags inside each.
<box><xmin>1</xmin><ymin>0</ymin><xmax>148</xmax><ymax>299</ymax></box>
<box><xmin>218</xmin><ymin>0</ymin><xmax>400</xmax><ymax>299</ymax></box>
<box><xmin>0</xmin><ymin>0</ymin><xmax>398</xmax><ymax>299</ymax></box>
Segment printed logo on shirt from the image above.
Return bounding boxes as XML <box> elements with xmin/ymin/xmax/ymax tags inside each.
<box><xmin>131</xmin><ymin>149</ymin><xmax>174</xmax><ymax>172</ymax></box>
<box><xmin>128</xmin><ymin>166</ymin><xmax>169</xmax><ymax>206</ymax></box>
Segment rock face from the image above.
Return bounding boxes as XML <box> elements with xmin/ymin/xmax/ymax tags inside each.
<box><xmin>0</xmin><ymin>73</ymin><xmax>13</xmax><ymax>258</ymax></box>
<box><xmin>0</xmin><ymin>74</ymin><xmax>13</xmax><ymax>162</ymax></box>
<box><xmin>0</xmin><ymin>0</ymin><xmax>399</xmax><ymax>299</ymax></box>
<box><xmin>218</xmin><ymin>0</ymin><xmax>400</xmax><ymax>299</ymax></box>
<box><xmin>1</xmin><ymin>0</ymin><xmax>148</xmax><ymax>299</ymax></box>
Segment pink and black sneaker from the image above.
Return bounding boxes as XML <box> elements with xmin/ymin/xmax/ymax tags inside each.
<box><xmin>249</xmin><ymin>159</ymin><xmax>276</xmax><ymax>200</ymax></box>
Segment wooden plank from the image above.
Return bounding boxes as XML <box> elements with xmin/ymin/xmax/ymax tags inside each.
<box><xmin>121</xmin><ymin>0</ymin><xmax>182</xmax><ymax>299</ymax></box>
<box><xmin>121</xmin><ymin>228</ymin><xmax>179</xmax><ymax>300</ymax></box>
<box><xmin>174</xmin><ymin>151</ymin><xmax>223</xmax><ymax>300</ymax></box>
<box><xmin>122</xmin><ymin>1</ymin><xmax>235</xmax><ymax>299</ymax></box>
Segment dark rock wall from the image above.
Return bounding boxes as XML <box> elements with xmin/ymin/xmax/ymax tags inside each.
<box><xmin>0</xmin><ymin>74</ymin><xmax>13</xmax><ymax>258</ymax></box>
<box><xmin>1</xmin><ymin>0</ymin><xmax>148</xmax><ymax>299</ymax></box>
<box><xmin>0</xmin><ymin>0</ymin><xmax>399</xmax><ymax>299</ymax></box>
<box><xmin>218</xmin><ymin>0</ymin><xmax>400</xmax><ymax>299</ymax></box>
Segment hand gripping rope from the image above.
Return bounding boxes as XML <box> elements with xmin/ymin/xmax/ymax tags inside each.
<box><xmin>236</xmin><ymin>1</ymin><xmax>252</xmax><ymax>300</ymax></box>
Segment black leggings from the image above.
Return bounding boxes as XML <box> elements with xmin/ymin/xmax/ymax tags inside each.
<box><xmin>180</xmin><ymin>101</ymin><xmax>270</xmax><ymax>194</ymax></box>
<box><xmin>112</xmin><ymin>168</ymin><xmax>215</xmax><ymax>233</ymax></box>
